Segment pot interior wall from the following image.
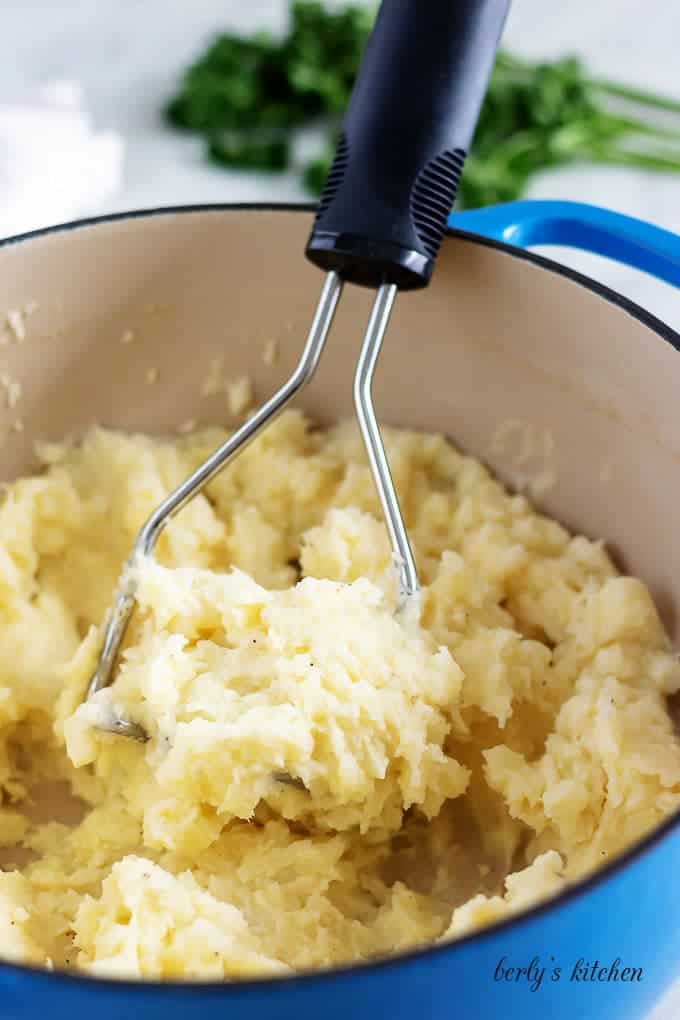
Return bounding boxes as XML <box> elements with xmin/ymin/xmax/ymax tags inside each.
<box><xmin>0</xmin><ymin>208</ymin><xmax>678</xmax><ymax>637</ymax></box>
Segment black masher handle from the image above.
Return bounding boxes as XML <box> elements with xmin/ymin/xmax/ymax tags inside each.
<box><xmin>305</xmin><ymin>0</ymin><xmax>510</xmax><ymax>290</ymax></box>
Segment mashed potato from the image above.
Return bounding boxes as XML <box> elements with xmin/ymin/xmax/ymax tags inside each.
<box><xmin>0</xmin><ymin>410</ymin><xmax>679</xmax><ymax>978</ymax></box>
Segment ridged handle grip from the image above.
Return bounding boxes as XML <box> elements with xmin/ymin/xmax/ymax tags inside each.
<box><xmin>305</xmin><ymin>0</ymin><xmax>510</xmax><ymax>290</ymax></box>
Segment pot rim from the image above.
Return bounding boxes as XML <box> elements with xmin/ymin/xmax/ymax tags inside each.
<box><xmin>0</xmin><ymin>201</ymin><xmax>678</xmax><ymax>994</ymax></box>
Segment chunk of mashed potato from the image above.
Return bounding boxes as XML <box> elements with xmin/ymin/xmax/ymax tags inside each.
<box><xmin>65</xmin><ymin>564</ymin><xmax>469</xmax><ymax>848</ymax></box>
<box><xmin>0</xmin><ymin>410</ymin><xmax>678</xmax><ymax>979</ymax></box>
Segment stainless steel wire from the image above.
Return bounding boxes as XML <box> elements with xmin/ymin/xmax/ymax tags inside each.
<box><xmin>86</xmin><ymin>271</ymin><xmax>343</xmax><ymax>737</ymax></box>
<box><xmin>353</xmin><ymin>284</ymin><xmax>419</xmax><ymax>607</ymax></box>
<box><xmin>85</xmin><ymin>272</ymin><xmax>420</xmax><ymax>739</ymax></box>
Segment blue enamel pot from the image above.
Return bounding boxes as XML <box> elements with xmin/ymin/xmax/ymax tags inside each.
<box><xmin>0</xmin><ymin>199</ymin><xmax>678</xmax><ymax>1018</ymax></box>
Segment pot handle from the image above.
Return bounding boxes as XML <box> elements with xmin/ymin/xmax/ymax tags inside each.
<box><xmin>449</xmin><ymin>200</ymin><xmax>680</xmax><ymax>289</ymax></box>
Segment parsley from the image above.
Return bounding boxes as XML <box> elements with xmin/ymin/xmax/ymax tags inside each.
<box><xmin>166</xmin><ymin>1</ymin><xmax>680</xmax><ymax>207</ymax></box>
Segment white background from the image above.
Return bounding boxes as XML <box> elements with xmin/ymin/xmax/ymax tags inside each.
<box><xmin>0</xmin><ymin>1</ymin><xmax>679</xmax><ymax>1014</ymax></box>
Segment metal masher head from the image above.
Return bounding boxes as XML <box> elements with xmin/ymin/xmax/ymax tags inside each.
<box><xmin>86</xmin><ymin>273</ymin><xmax>418</xmax><ymax>740</ymax></box>
<box><xmin>84</xmin><ymin>0</ymin><xmax>510</xmax><ymax>739</ymax></box>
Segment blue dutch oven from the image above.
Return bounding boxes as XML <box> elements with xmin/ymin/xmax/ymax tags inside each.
<box><xmin>0</xmin><ymin>196</ymin><xmax>677</xmax><ymax>1019</ymax></box>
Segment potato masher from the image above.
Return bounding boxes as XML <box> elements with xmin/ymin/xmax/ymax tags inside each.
<box><xmin>85</xmin><ymin>0</ymin><xmax>510</xmax><ymax>741</ymax></box>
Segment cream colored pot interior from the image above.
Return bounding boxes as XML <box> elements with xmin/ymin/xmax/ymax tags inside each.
<box><xmin>0</xmin><ymin>207</ymin><xmax>678</xmax><ymax>639</ymax></box>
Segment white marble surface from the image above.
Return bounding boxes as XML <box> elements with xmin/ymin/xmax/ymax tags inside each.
<box><xmin>1</xmin><ymin>1</ymin><xmax>679</xmax><ymax>1015</ymax></box>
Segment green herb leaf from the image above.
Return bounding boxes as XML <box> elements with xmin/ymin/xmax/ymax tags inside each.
<box><xmin>165</xmin><ymin>1</ymin><xmax>680</xmax><ymax>208</ymax></box>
